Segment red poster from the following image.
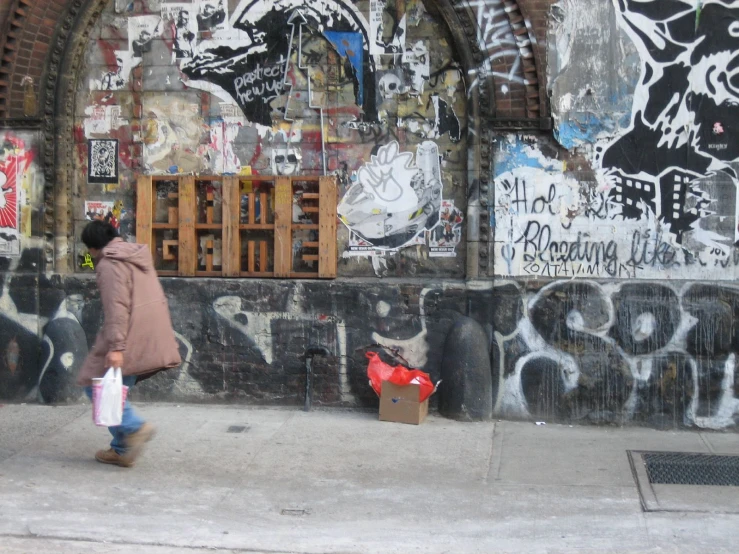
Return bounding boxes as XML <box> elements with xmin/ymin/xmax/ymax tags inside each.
<box><xmin>0</xmin><ymin>134</ymin><xmax>33</xmax><ymax>257</ymax></box>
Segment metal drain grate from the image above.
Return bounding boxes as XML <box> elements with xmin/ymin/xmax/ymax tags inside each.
<box><xmin>643</xmin><ymin>452</ymin><xmax>739</xmax><ymax>486</ymax></box>
<box><xmin>227</xmin><ymin>425</ymin><xmax>249</xmax><ymax>433</ymax></box>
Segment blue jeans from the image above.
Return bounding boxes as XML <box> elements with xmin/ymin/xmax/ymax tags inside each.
<box><xmin>85</xmin><ymin>375</ymin><xmax>144</xmax><ymax>454</ymax></box>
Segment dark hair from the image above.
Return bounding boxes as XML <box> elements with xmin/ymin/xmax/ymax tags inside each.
<box><xmin>81</xmin><ymin>220</ymin><xmax>119</xmax><ymax>250</ymax></box>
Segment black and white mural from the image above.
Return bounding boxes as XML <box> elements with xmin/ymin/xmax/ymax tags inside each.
<box><xmin>597</xmin><ymin>0</ymin><xmax>739</xmax><ymax>245</ymax></box>
<box><xmin>498</xmin><ymin>1</ymin><xmax>739</xmax><ymax>280</ymax></box>
<box><xmin>181</xmin><ymin>0</ymin><xmax>376</xmax><ymax>127</ymax></box>
<box><xmin>87</xmin><ymin>139</ymin><xmax>119</xmax><ymax>184</ymax></box>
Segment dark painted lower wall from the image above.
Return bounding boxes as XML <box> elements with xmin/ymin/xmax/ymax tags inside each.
<box><xmin>2</xmin><ymin>256</ymin><xmax>738</xmax><ymax>430</ymax></box>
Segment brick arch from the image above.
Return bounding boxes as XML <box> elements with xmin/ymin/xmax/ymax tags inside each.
<box><xmin>0</xmin><ymin>0</ymin><xmax>109</xmax><ymax>269</ymax></box>
<box><xmin>454</xmin><ymin>0</ymin><xmax>551</xmax><ymax>129</ymax></box>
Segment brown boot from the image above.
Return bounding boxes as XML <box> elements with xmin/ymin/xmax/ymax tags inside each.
<box><xmin>95</xmin><ymin>448</ymin><xmax>134</xmax><ymax>468</ymax></box>
<box><xmin>120</xmin><ymin>423</ymin><xmax>155</xmax><ymax>466</ymax></box>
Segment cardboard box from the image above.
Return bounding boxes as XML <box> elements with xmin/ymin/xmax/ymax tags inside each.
<box><xmin>379</xmin><ymin>381</ymin><xmax>429</xmax><ymax>425</ymax></box>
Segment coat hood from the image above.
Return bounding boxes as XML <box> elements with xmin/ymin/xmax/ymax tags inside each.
<box><xmin>101</xmin><ymin>238</ymin><xmax>153</xmax><ymax>272</ymax></box>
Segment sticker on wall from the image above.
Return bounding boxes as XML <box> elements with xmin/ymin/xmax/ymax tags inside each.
<box><xmin>338</xmin><ymin>140</ymin><xmax>442</xmax><ymax>250</ymax></box>
<box><xmin>370</xmin><ymin>0</ymin><xmax>406</xmax><ymax>55</ymax></box>
<box><xmin>428</xmin><ymin>200</ymin><xmax>463</xmax><ymax>257</ymax></box>
<box><xmin>401</xmin><ymin>41</ymin><xmax>429</xmax><ymax>95</ymax></box>
<box><xmin>85</xmin><ymin>201</ymin><xmax>120</xmax><ymax>229</ymax></box>
<box><xmin>90</xmin><ymin>51</ymin><xmax>136</xmax><ymax>91</ymax></box>
<box><xmin>161</xmin><ymin>4</ymin><xmax>197</xmax><ymax>59</ymax></box>
<box><xmin>87</xmin><ymin>139</ymin><xmax>119</xmax><ymax>184</ymax></box>
<box><xmin>197</xmin><ymin>0</ymin><xmax>228</xmax><ymax>32</ymax></box>
<box><xmin>84</xmin><ymin>105</ymin><xmax>126</xmax><ymax>136</ymax></box>
<box><xmin>271</xmin><ymin>146</ymin><xmax>302</xmax><ymax>176</ymax></box>
<box><xmin>128</xmin><ymin>16</ymin><xmax>162</xmax><ymax>58</ymax></box>
<box><xmin>398</xmin><ymin>94</ymin><xmax>461</xmax><ymax>142</ymax></box>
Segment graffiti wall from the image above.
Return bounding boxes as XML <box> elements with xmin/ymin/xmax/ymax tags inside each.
<box><xmin>5</xmin><ymin>0</ymin><xmax>739</xmax><ymax>432</ymax></box>
<box><xmin>75</xmin><ymin>0</ymin><xmax>468</xmax><ymax>276</ymax></box>
<box><xmin>2</xmin><ymin>277</ymin><xmax>737</xmax><ymax>429</ymax></box>
<box><xmin>0</xmin><ymin>130</ymin><xmax>47</xmax><ymax>401</ymax></box>
<box><xmin>498</xmin><ymin>0</ymin><xmax>739</xmax><ymax>279</ymax></box>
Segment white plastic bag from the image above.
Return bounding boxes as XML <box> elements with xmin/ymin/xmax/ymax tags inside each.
<box><xmin>92</xmin><ymin>367</ymin><xmax>128</xmax><ymax>427</ymax></box>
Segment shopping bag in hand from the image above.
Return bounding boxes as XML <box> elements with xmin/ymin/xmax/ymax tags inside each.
<box><xmin>92</xmin><ymin>367</ymin><xmax>129</xmax><ymax>427</ymax></box>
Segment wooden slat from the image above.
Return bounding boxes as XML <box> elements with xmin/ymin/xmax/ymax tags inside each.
<box><xmin>168</xmin><ymin>207</ymin><xmax>178</xmax><ymax>225</ymax></box>
<box><xmin>239</xmin><ymin>224</ymin><xmax>275</xmax><ymax>230</ymax></box>
<box><xmin>318</xmin><ymin>175</ymin><xmax>338</xmax><ymax>278</ymax></box>
<box><xmin>222</xmin><ymin>176</ymin><xmax>241</xmax><ymax>277</ymax></box>
<box><xmin>248</xmin><ymin>192</ymin><xmax>256</xmax><ymax>224</ymax></box>
<box><xmin>303</xmin><ymin>241</ymin><xmax>319</xmax><ymax>248</ymax></box>
<box><xmin>135</xmin><ymin>175</ymin><xmax>153</xmax><ymax>255</ymax></box>
<box><xmin>248</xmin><ymin>240</ymin><xmax>255</xmax><ymax>273</ymax></box>
<box><xmin>302</xmin><ymin>193</ymin><xmax>320</xmax><ymax>199</ymax></box>
<box><xmin>260</xmin><ymin>192</ymin><xmax>268</xmax><ymax>223</ymax></box>
<box><xmin>206</xmin><ymin>190</ymin><xmax>214</xmax><ymax>224</ymax></box>
<box><xmin>303</xmin><ymin>254</ymin><xmax>319</xmax><ymax>262</ymax></box>
<box><xmin>205</xmin><ymin>239</ymin><xmax>214</xmax><ymax>271</ymax></box>
<box><xmin>260</xmin><ymin>241</ymin><xmax>268</xmax><ymax>272</ymax></box>
<box><xmin>273</xmin><ymin>176</ymin><xmax>293</xmax><ymax>277</ymax></box>
<box><xmin>240</xmin><ymin>272</ymin><xmax>275</xmax><ymax>277</ymax></box>
<box><xmin>152</xmin><ymin>223</ymin><xmax>178</xmax><ymax>229</ymax></box>
<box><xmin>162</xmin><ymin>240</ymin><xmax>178</xmax><ymax>261</ymax></box>
<box><xmin>178</xmin><ymin>176</ymin><xmax>197</xmax><ymax>276</ymax></box>
<box><xmin>302</xmin><ymin>206</ymin><xmax>319</xmax><ymax>213</ymax></box>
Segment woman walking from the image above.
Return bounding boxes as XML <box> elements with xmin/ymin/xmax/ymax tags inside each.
<box><xmin>77</xmin><ymin>220</ymin><xmax>181</xmax><ymax>467</ymax></box>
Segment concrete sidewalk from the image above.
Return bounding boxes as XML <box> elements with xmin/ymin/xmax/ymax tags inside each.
<box><xmin>0</xmin><ymin>403</ymin><xmax>737</xmax><ymax>554</ymax></box>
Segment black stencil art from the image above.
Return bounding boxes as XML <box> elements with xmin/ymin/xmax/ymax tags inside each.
<box><xmin>599</xmin><ymin>0</ymin><xmax>739</xmax><ymax>242</ymax></box>
<box><xmin>87</xmin><ymin>139</ymin><xmax>118</xmax><ymax>184</ymax></box>
<box><xmin>434</xmin><ymin>96</ymin><xmax>461</xmax><ymax>143</ymax></box>
<box><xmin>180</xmin><ymin>0</ymin><xmax>377</xmax><ymax>127</ymax></box>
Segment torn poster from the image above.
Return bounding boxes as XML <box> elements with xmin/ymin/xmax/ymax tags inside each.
<box><xmin>428</xmin><ymin>199</ymin><xmax>463</xmax><ymax>257</ymax></box>
<box><xmin>0</xmin><ymin>135</ymin><xmax>32</xmax><ymax>257</ymax></box>
<box><xmin>197</xmin><ymin>0</ymin><xmax>228</xmax><ymax>32</ymax></box>
<box><xmin>129</xmin><ymin>16</ymin><xmax>162</xmax><ymax>59</ymax></box>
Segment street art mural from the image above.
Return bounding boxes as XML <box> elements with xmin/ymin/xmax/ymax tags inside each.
<box><xmin>182</xmin><ymin>0</ymin><xmax>374</xmax><ymax>127</ymax></box>
<box><xmin>495</xmin><ymin>127</ymin><xmax>739</xmax><ymax>280</ymax></box>
<box><xmin>2</xmin><ymin>277</ymin><xmax>737</xmax><ymax>429</ymax></box>
<box><xmin>74</xmin><ymin>0</ymin><xmax>466</xmax><ymax>270</ymax></box>
<box><xmin>0</xmin><ymin>261</ymin><xmax>200</xmax><ymax>403</ymax></box>
<box><xmin>523</xmin><ymin>0</ymin><xmax>739</xmax><ymax>279</ymax></box>
<box><xmin>597</xmin><ymin>0</ymin><xmax>739</xmax><ymax>244</ymax></box>
<box><xmin>369</xmin><ymin>280</ymin><xmax>739</xmax><ymax>429</ymax></box>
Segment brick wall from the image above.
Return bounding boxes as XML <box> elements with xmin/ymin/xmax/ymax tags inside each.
<box><xmin>0</xmin><ymin>0</ymin><xmax>68</xmax><ymax>118</ymax></box>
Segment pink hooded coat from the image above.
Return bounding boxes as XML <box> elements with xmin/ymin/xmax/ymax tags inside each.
<box><xmin>76</xmin><ymin>238</ymin><xmax>182</xmax><ymax>386</ymax></box>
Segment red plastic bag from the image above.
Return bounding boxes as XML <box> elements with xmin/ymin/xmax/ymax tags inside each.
<box><xmin>366</xmin><ymin>351</ymin><xmax>435</xmax><ymax>402</ymax></box>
